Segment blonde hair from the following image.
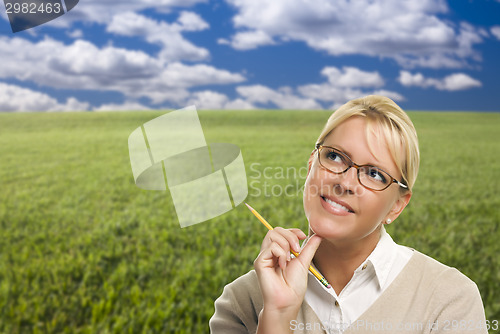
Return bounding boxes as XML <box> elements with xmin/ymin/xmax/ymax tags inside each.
<box><xmin>316</xmin><ymin>95</ymin><xmax>420</xmax><ymax>191</ymax></box>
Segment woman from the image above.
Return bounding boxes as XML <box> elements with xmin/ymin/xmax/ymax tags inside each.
<box><xmin>210</xmin><ymin>96</ymin><xmax>486</xmax><ymax>333</ymax></box>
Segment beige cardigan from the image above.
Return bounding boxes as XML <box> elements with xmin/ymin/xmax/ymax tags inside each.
<box><xmin>210</xmin><ymin>251</ymin><xmax>487</xmax><ymax>333</ymax></box>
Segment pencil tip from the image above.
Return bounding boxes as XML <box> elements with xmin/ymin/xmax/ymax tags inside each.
<box><xmin>244</xmin><ymin>202</ymin><xmax>253</xmax><ymax>211</ymax></box>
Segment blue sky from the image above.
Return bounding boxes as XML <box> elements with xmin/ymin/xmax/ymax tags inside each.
<box><xmin>1</xmin><ymin>0</ymin><xmax>499</xmax><ymax>112</ymax></box>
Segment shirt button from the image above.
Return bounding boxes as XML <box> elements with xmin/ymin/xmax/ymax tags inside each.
<box><xmin>335</xmin><ymin>300</ymin><xmax>340</xmax><ymax>307</ymax></box>
<box><xmin>362</xmin><ymin>264</ymin><xmax>368</xmax><ymax>270</ymax></box>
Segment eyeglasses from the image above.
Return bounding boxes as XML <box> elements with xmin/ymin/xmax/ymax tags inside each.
<box><xmin>315</xmin><ymin>144</ymin><xmax>408</xmax><ymax>191</ymax></box>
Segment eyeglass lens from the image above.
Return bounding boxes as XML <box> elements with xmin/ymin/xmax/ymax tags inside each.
<box><xmin>318</xmin><ymin>147</ymin><xmax>392</xmax><ymax>190</ymax></box>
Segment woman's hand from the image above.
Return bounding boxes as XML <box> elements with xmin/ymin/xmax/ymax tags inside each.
<box><xmin>254</xmin><ymin>227</ymin><xmax>322</xmax><ymax>332</ymax></box>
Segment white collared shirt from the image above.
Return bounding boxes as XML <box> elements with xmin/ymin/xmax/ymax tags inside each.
<box><xmin>304</xmin><ymin>227</ymin><xmax>413</xmax><ymax>333</ymax></box>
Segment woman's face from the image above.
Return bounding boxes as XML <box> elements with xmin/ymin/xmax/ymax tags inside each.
<box><xmin>303</xmin><ymin>116</ymin><xmax>411</xmax><ymax>246</ymax></box>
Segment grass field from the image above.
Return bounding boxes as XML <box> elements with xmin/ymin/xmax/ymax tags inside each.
<box><xmin>0</xmin><ymin>110</ymin><xmax>499</xmax><ymax>333</ymax></box>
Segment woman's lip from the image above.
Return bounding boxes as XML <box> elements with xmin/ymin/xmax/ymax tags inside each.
<box><xmin>320</xmin><ymin>195</ymin><xmax>355</xmax><ymax>215</ymax></box>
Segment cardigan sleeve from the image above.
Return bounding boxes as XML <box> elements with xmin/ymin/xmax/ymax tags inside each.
<box><xmin>209</xmin><ymin>271</ymin><xmax>263</xmax><ymax>334</ymax></box>
<box><xmin>428</xmin><ymin>268</ymin><xmax>488</xmax><ymax>334</ymax></box>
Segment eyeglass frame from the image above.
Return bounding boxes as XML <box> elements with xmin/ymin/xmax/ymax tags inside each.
<box><xmin>314</xmin><ymin>144</ymin><xmax>408</xmax><ymax>191</ymax></box>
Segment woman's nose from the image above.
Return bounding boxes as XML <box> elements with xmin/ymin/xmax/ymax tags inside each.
<box><xmin>332</xmin><ymin>166</ymin><xmax>359</xmax><ymax>195</ymax></box>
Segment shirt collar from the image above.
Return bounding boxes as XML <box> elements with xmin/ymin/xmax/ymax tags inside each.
<box><xmin>356</xmin><ymin>226</ymin><xmax>398</xmax><ymax>290</ymax></box>
<box><xmin>308</xmin><ymin>226</ymin><xmax>399</xmax><ymax>291</ymax></box>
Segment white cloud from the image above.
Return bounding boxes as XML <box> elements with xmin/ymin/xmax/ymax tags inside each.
<box><xmin>491</xmin><ymin>26</ymin><xmax>500</xmax><ymax>40</ymax></box>
<box><xmin>398</xmin><ymin>71</ymin><xmax>435</xmax><ymax>88</ymax></box>
<box><xmin>56</xmin><ymin>97</ymin><xmax>90</xmax><ymax>111</ymax></box>
<box><xmin>320</xmin><ymin>67</ymin><xmax>384</xmax><ymax>88</ymax></box>
<box><xmin>0</xmin><ymin>37</ymin><xmax>162</xmax><ymax>87</ymax></box>
<box><xmin>0</xmin><ymin>36</ymin><xmax>245</xmax><ymax>105</ymax></box>
<box><xmin>8</xmin><ymin>0</ymin><xmax>209</xmax><ymax>27</ymax></box>
<box><xmin>67</xmin><ymin>29</ymin><xmax>83</xmax><ymax>39</ymax></box>
<box><xmin>218</xmin><ymin>30</ymin><xmax>275</xmax><ymax>50</ymax></box>
<box><xmin>297</xmin><ymin>66</ymin><xmax>402</xmax><ymax>108</ymax></box>
<box><xmin>298</xmin><ymin>84</ymin><xmax>364</xmax><ymax>103</ymax></box>
<box><xmin>107</xmin><ymin>11</ymin><xmax>209</xmax><ymax>62</ymax></box>
<box><xmin>370</xmin><ymin>90</ymin><xmax>405</xmax><ymax>102</ymax></box>
<box><xmin>176</xmin><ymin>11</ymin><xmax>210</xmax><ymax>31</ymax></box>
<box><xmin>0</xmin><ymin>83</ymin><xmax>88</xmax><ymax>112</ymax></box>
<box><xmin>187</xmin><ymin>90</ymin><xmax>229</xmax><ymax>109</ymax></box>
<box><xmin>158</xmin><ymin>62</ymin><xmax>245</xmax><ymax>89</ymax></box>
<box><xmin>223</xmin><ymin>0</ymin><xmax>485</xmax><ymax>68</ymax></box>
<box><xmin>224</xmin><ymin>98</ymin><xmax>256</xmax><ymax>110</ymax></box>
<box><xmin>230</xmin><ymin>66</ymin><xmax>403</xmax><ymax>110</ymax></box>
<box><xmin>93</xmin><ymin>101</ymin><xmax>151</xmax><ymax>111</ymax></box>
<box><xmin>440</xmin><ymin>73</ymin><xmax>482</xmax><ymax>91</ymax></box>
<box><xmin>236</xmin><ymin>85</ymin><xmax>322</xmax><ymax>109</ymax></box>
<box><xmin>186</xmin><ymin>90</ymin><xmax>256</xmax><ymax>109</ymax></box>
<box><xmin>398</xmin><ymin>71</ymin><xmax>482</xmax><ymax>91</ymax></box>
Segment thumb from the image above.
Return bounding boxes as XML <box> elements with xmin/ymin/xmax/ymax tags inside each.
<box><xmin>296</xmin><ymin>235</ymin><xmax>322</xmax><ymax>269</ymax></box>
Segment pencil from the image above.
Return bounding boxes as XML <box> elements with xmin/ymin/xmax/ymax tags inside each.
<box><xmin>244</xmin><ymin>202</ymin><xmax>331</xmax><ymax>289</ymax></box>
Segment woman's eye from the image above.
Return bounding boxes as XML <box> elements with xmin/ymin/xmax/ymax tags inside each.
<box><xmin>326</xmin><ymin>151</ymin><xmax>342</xmax><ymax>162</ymax></box>
<box><xmin>367</xmin><ymin>168</ymin><xmax>388</xmax><ymax>183</ymax></box>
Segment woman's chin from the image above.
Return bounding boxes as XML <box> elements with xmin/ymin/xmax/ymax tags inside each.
<box><xmin>308</xmin><ymin>216</ymin><xmax>350</xmax><ymax>240</ymax></box>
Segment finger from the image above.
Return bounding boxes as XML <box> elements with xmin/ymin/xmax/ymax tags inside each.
<box><xmin>273</xmin><ymin>227</ymin><xmax>302</xmax><ymax>253</ymax></box>
<box><xmin>288</xmin><ymin>228</ymin><xmax>307</xmax><ymax>240</ymax></box>
<box><xmin>256</xmin><ymin>239</ymin><xmax>289</xmax><ymax>268</ymax></box>
<box><xmin>269</xmin><ymin>242</ymin><xmax>289</xmax><ymax>270</ymax></box>
<box><xmin>296</xmin><ymin>235</ymin><xmax>322</xmax><ymax>269</ymax></box>
<box><xmin>263</xmin><ymin>231</ymin><xmax>291</xmax><ymax>261</ymax></box>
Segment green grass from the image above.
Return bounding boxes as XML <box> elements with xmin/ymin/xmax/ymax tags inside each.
<box><xmin>0</xmin><ymin>110</ymin><xmax>499</xmax><ymax>333</ymax></box>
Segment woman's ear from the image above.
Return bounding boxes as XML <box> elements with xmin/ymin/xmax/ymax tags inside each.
<box><xmin>385</xmin><ymin>191</ymin><xmax>412</xmax><ymax>224</ymax></box>
<box><xmin>307</xmin><ymin>150</ymin><xmax>316</xmax><ymax>177</ymax></box>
